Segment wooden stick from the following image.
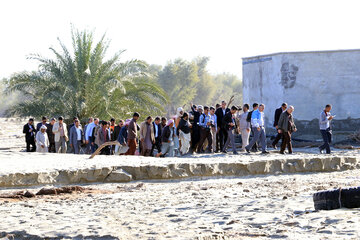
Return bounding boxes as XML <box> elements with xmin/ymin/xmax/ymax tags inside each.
<box><xmin>89</xmin><ymin>141</ymin><xmax>122</xmax><ymax>159</ymax></box>
<box><xmin>227</xmin><ymin>95</ymin><xmax>235</xmax><ymax>108</ymax></box>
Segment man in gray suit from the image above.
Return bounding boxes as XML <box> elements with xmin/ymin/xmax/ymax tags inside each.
<box><xmin>69</xmin><ymin>119</ymin><xmax>84</xmax><ymax>154</ymax></box>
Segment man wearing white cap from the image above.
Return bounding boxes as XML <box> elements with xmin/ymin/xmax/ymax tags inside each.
<box><xmin>36</xmin><ymin>125</ymin><xmax>49</xmax><ymax>153</ymax></box>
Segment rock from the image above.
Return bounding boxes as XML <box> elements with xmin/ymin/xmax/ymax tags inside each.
<box><xmin>105</xmin><ymin>169</ymin><xmax>132</xmax><ymax>183</ymax></box>
<box><xmin>23</xmin><ymin>191</ymin><xmax>35</xmax><ymax>198</ymax></box>
<box><xmin>283</xmin><ymin>196</ymin><xmax>288</xmax><ymax>200</ymax></box>
<box><xmin>243</xmin><ymin>189</ymin><xmax>250</xmax><ymax>192</ymax></box>
<box><xmin>36</xmin><ymin>188</ymin><xmax>57</xmax><ymax>195</ymax></box>
<box><xmin>227</xmin><ymin>220</ymin><xmax>239</xmax><ymax>225</ymax></box>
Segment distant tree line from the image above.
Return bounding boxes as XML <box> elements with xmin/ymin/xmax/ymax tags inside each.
<box><xmin>1</xmin><ymin>27</ymin><xmax>241</xmax><ymax>122</ymax></box>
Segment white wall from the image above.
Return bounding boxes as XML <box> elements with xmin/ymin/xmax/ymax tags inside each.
<box><xmin>243</xmin><ymin>50</ymin><xmax>360</xmax><ymax>127</ymax></box>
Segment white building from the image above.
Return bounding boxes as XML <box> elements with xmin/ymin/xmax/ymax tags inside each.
<box><xmin>242</xmin><ymin>49</ymin><xmax>360</xmax><ymax>127</ymax></box>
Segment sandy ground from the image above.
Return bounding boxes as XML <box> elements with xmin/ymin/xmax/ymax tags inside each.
<box><xmin>1</xmin><ymin>171</ymin><xmax>360</xmax><ymax>239</ymax></box>
<box><xmin>1</xmin><ymin>118</ymin><xmax>360</xmax><ymax>239</ymax></box>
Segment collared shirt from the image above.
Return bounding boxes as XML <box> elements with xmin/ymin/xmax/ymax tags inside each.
<box><xmin>222</xmin><ymin>108</ymin><xmax>226</xmax><ymax>116</ymax></box>
<box><xmin>251</xmin><ymin>109</ymin><xmax>265</xmax><ymax>128</ymax></box>
<box><xmin>209</xmin><ymin>114</ymin><xmax>217</xmax><ymax>131</ymax></box>
<box><xmin>238</xmin><ymin>111</ymin><xmax>251</xmax><ymax>130</ymax></box>
<box><xmin>59</xmin><ymin>123</ymin><xmax>65</xmax><ymax>137</ymax></box>
<box><xmin>199</xmin><ymin>113</ymin><xmax>211</xmax><ymax>128</ymax></box>
<box><xmin>75</xmin><ymin>127</ymin><xmax>82</xmax><ymax>141</ymax></box>
<box><xmin>154</xmin><ymin>123</ymin><xmax>159</xmax><ymax>138</ymax></box>
<box><xmin>28</xmin><ymin>124</ymin><xmax>34</xmax><ymax>136</ymax></box>
<box><xmin>319</xmin><ymin>111</ymin><xmax>332</xmax><ymax>130</ymax></box>
<box><xmin>85</xmin><ymin>122</ymin><xmax>96</xmax><ymax>141</ymax></box>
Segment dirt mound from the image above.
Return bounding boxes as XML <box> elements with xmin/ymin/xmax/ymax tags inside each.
<box><xmin>0</xmin><ymin>186</ymin><xmax>86</xmax><ymax>199</ymax></box>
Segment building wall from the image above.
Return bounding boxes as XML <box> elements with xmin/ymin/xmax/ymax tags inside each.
<box><xmin>242</xmin><ymin>50</ymin><xmax>360</xmax><ymax>128</ymax></box>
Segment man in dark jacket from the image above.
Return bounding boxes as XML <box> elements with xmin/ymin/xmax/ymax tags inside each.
<box><xmin>222</xmin><ymin>106</ymin><xmax>239</xmax><ymax>154</ymax></box>
<box><xmin>69</xmin><ymin>119</ymin><xmax>84</xmax><ymax>154</ymax></box>
<box><xmin>272</xmin><ymin>103</ymin><xmax>287</xmax><ymax>149</ymax></box>
<box><xmin>23</xmin><ymin>118</ymin><xmax>36</xmax><ymax>152</ymax></box>
<box><xmin>151</xmin><ymin>117</ymin><xmax>162</xmax><ymax>156</ymax></box>
<box><xmin>36</xmin><ymin>116</ymin><xmax>48</xmax><ymax>132</ymax></box>
<box><xmin>67</xmin><ymin>117</ymin><xmax>79</xmax><ymax>137</ymax></box>
<box><xmin>215</xmin><ymin>100</ymin><xmax>230</xmax><ymax>152</ymax></box>
<box><xmin>46</xmin><ymin>118</ymin><xmax>56</xmax><ymax>153</ymax></box>
<box><xmin>156</xmin><ymin>120</ymin><xmax>175</xmax><ymax>157</ymax></box>
<box><xmin>277</xmin><ymin>105</ymin><xmax>296</xmax><ymax>154</ymax></box>
<box><xmin>113</xmin><ymin>119</ymin><xmax>124</xmax><ymax>143</ymax></box>
<box><xmin>190</xmin><ymin>104</ymin><xmax>201</xmax><ymax>153</ymax></box>
<box><xmin>246</xmin><ymin>103</ymin><xmax>259</xmax><ymax>152</ymax></box>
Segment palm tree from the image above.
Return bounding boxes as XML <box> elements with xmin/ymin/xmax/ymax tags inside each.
<box><xmin>5</xmin><ymin>27</ymin><xmax>168</xmax><ymax>122</ymax></box>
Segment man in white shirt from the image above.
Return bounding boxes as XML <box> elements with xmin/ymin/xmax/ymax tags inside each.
<box><xmin>238</xmin><ymin>104</ymin><xmax>251</xmax><ymax>151</ymax></box>
<box><xmin>209</xmin><ymin>106</ymin><xmax>218</xmax><ymax>153</ymax></box>
<box><xmin>52</xmin><ymin>116</ymin><xmax>68</xmax><ymax>153</ymax></box>
<box><xmin>85</xmin><ymin>118</ymin><xmax>99</xmax><ymax>153</ymax></box>
<box><xmin>319</xmin><ymin>104</ymin><xmax>334</xmax><ymax>154</ymax></box>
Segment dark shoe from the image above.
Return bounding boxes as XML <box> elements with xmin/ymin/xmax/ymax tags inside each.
<box><xmin>279</xmin><ymin>151</ymin><xmax>285</xmax><ymax>154</ymax></box>
<box><xmin>262</xmin><ymin>151</ymin><xmax>270</xmax><ymax>154</ymax></box>
<box><xmin>222</xmin><ymin>149</ymin><xmax>227</xmax><ymax>153</ymax></box>
<box><xmin>272</xmin><ymin>144</ymin><xmax>277</xmax><ymax>150</ymax></box>
<box><xmin>251</xmin><ymin>149</ymin><xmax>258</xmax><ymax>153</ymax></box>
<box><xmin>233</xmin><ymin>151</ymin><xmax>239</xmax><ymax>155</ymax></box>
<box><xmin>245</xmin><ymin>148</ymin><xmax>250</xmax><ymax>153</ymax></box>
<box><xmin>288</xmin><ymin>152</ymin><xmax>293</xmax><ymax>154</ymax></box>
<box><xmin>319</xmin><ymin>147</ymin><xmax>323</xmax><ymax>154</ymax></box>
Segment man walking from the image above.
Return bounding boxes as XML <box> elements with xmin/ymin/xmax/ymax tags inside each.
<box><xmin>278</xmin><ymin>106</ymin><xmax>297</xmax><ymax>154</ymax></box>
<box><xmin>177</xmin><ymin>112</ymin><xmax>192</xmax><ymax>155</ymax></box>
<box><xmin>85</xmin><ymin>118</ymin><xmax>99</xmax><ymax>154</ymax></box>
<box><xmin>215</xmin><ymin>101</ymin><xmax>230</xmax><ymax>152</ymax></box>
<box><xmin>209</xmin><ymin>106</ymin><xmax>218</xmax><ymax>153</ymax></box>
<box><xmin>69</xmin><ymin>119</ymin><xmax>84</xmax><ymax>154</ymax></box>
<box><xmin>151</xmin><ymin>117</ymin><xmax>162</xmax><ymax>156</ymax></box>
<box><xmin>97</xmin><ymin>121</ymin><xmax>111</xmax><ymax>155</ymax></box>
<box><xmin>238</xmin><ymin>104</ymin><xmax>251</xmax><ymax>151</ymax></box>
<box><xmin>114</xmin><ymin>119</ymin><xmax>124</xmax><ymax>154</ymax></box>
<box><xmin>319</xmin><ymin>104</ymin><xmax>334</xmax><ymax>154</ymax></box>
<box><xmin>272</xmin><ymin>103</ymin><xmax>287</xmax><ymax>149</ymax></box>
<box><xmin>197</xmin><ymin>106</ymin><xmax>213</xmax><ymax>153</ymax></box>
<box><xmin>35</xmin><ymin>125</ymin><xmax>49</xmax><ymax>153</ymax></box>
<box><xmin>246</xmin><ymin>103</ymin><xmax>259</xmax><ymax>152</ymax></box>
<box><xmin>47</xmin><ymin>118</ymin><xmax>56</xmax><ymax>153</ymax></box>
<box><xmin>156</xmin><ymin>119</ymin><xmax>175</xmax><ymax>157</ymax></box>
<box><xmin>223</xmin><ymin>106</ymin><xmax>239</xmax><ymax>154</ymax></box>
<box><xmin>23</xmin><ymin>118</ymin><xmax>36</xmax><ymax>152</ymax></box>
<box><xmin>52</xmin><ymin>116</ymin><xmax>68</xmax><ymax>153</ymax></box>
<box><xmin>190</xmin><ymin>104</ymin><xmax>201</xmax><ymax>153</ymax></box>
<box><xmin>125</xmin><ymin>112</ymin><xmax>140</xmax><ymax>155</ymax></box>
<box><xmin>140</xmin><ymin>116</ymin><xmax>155</xmax><ymax>156</ymax></box>
<box><xmin>245</xmin><ymin>104</ymin><xmax>269</xmax><ymax>154</ymax></box>
<box><xmin>84</xmin><ymin>117</ymin><xmax>93</xmax><ymax>154</ymax></box>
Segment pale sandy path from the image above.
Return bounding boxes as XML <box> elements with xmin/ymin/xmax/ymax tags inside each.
<box><xmin>0</xmin><ymin>170</ymin><xmax>360</xmax><ymax>239</ymax></box>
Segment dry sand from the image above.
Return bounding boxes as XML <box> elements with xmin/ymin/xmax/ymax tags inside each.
<box><xmin>1</xmin><ymin>171</ymin><xmax>360</xmax><ymax>239</ymax></box>
<box><xmin>1</xmin><ymin>118</ymin><xmax>360</xmax><ymax>239</ymax></box>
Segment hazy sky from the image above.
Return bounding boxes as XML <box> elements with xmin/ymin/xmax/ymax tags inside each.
<box><xmin>1</xmin><ymin>0</ymin><xmax>360</xmax><ymax>79</ymax></box>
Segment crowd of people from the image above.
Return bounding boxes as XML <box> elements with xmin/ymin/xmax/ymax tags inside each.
<box><xmin>22</xmin><ymin>101</ymin><xmax>335</xmax><ymax>156</ymax></box>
